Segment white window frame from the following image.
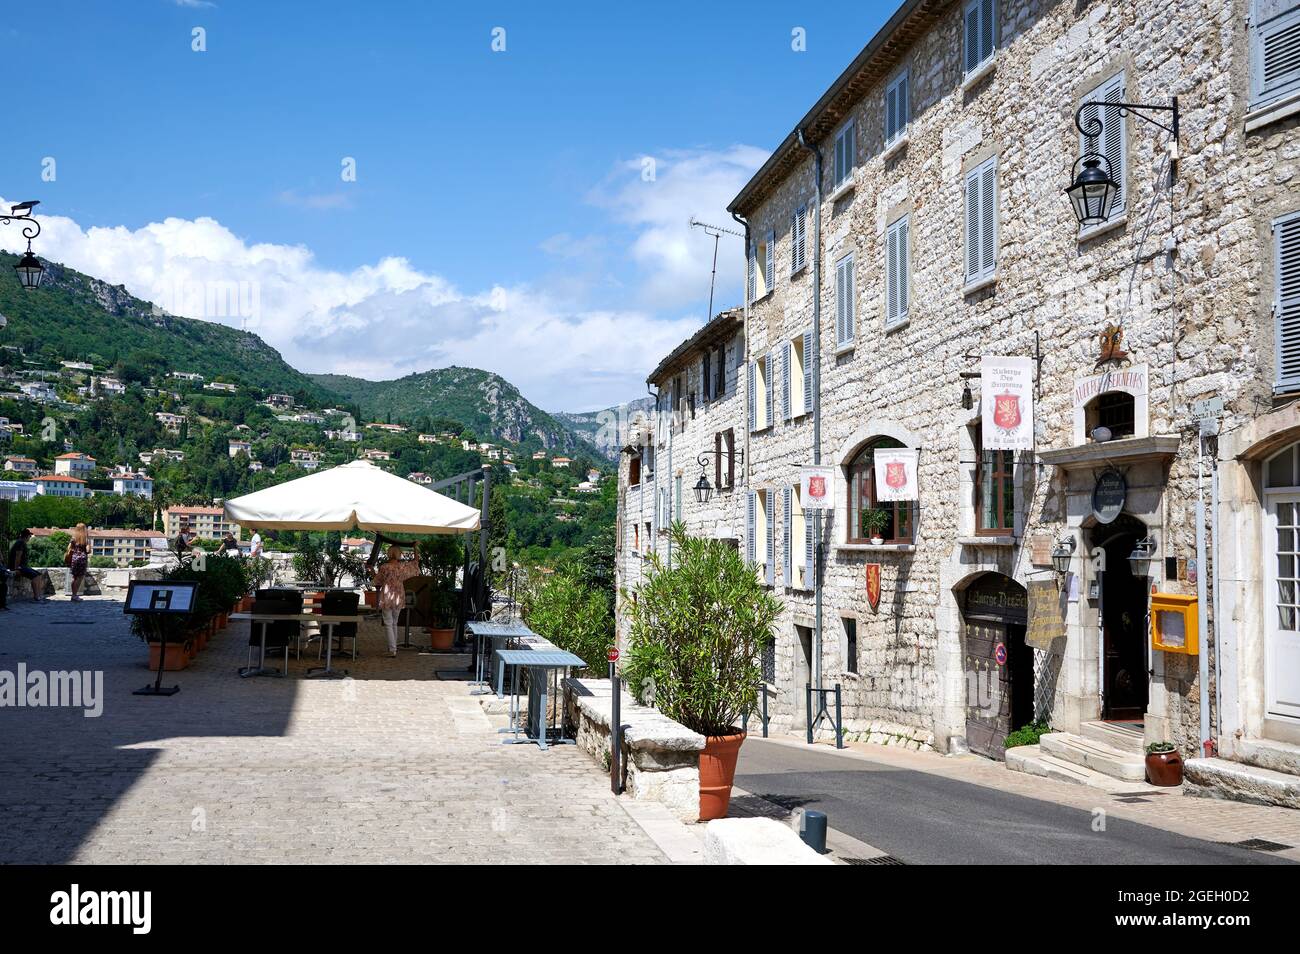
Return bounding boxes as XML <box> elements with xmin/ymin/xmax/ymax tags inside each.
<box><xmin>963</xmin><ymin>0</ymin><xmax>998</xmax><ymax>79</ymax></box>
<box><xmin>1252</xmin><ymin>1</ymin><xmax>1300</xmax><ymax>108</ymax></box>
<box><xmin>885</xmin><ymin>69</ymin><xmax>910</xmax><ymax>146</ymax></box>
<box><xmin>835</xmin><ymin>253</ymin><xmax>856</xmax><ymax>349</ymax></box>
<box><xmin>885</xmin><ymin>215</ymin><xmax>910</xmax><ymax>329</ymax></box>
<box><xmin>833</xmin><ymin>119</ymin><xmax>856</xmax><ymax>189</ymax></box>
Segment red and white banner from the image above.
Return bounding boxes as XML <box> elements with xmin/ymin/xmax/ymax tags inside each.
<box><xmin>799</xmin><ymin>466</ymin><xmax>835</xmax><ymax>511</ymax></box>
<box><xmin>981</xmin><ymin>356</ymin><xmax>1034</xmax><ymax>451</ymax></box>
<box><xmin>873</xmin><ymin>448</ymin><xmax>918</xmax><ymax>502</ymax></box>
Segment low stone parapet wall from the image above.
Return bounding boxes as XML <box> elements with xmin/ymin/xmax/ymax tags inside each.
<box><xmin>563</xmin><ymin>677</ymin><xmax>704</xmax><ymax>822</ymax></box>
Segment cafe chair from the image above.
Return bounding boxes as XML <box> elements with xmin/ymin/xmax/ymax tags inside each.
<box><xmin>248</xmin><ymin>590</ymin><xmax>304</xmax><ymax>670</ymax></box>
<box><xmin>319</xmin><ymin>589</ymin><xmax>360</xmax><ymax>660</ymax></box>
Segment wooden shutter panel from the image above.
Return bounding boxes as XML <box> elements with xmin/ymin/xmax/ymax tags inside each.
<box><xmin>980</xmin><ymin>0</ymin><xmax>995</xmax><ymax>63</ymax></box>
<box><xmin>702</xmin><ymin>351</ymin><xmax>712</xmax><ymax>402</ymax></box>
<box><xmin>783</xmin><ymin>486</ymin><xmax>793</xmax><ymax>586</ymax></box>
<box><xmin>781</xmin><ymin>340</ymin><xmax>792</xmax><ymax>421</ymax></box>
<box><xmin>1083</xmin><ymin>74</ymin><xmax>1126</xmax><ymax>219</ymax></box>
<box><xmin>1257</xmin><ymin>7</ymin><xmax>1300</xmax><ymax>104</ymax></box>
<box><xmin>802</xmin><ymin>331</ymin><xmax>814</xmax><ymax>417</ymax></box>
<box><xmin>746</xmin><ymin>491</ymin><xmax>756</xmax><ymax>565</ymax></box>
<box><xmin>726</xmin><ymin>429</ymin><xmax>735</xmax><ymax>488</ymax></box>
<box><xmin>886</xmin><ymin>83</ymin><xmax>897</xmax><ymax>142</ymax></box>
<box><xmin>765</xmin><ymin>491</ymin><xmax>775</xmax><ymax>585</ymax></box>
<box><xmin>964</xmin><ymin>2</ymin><xmax>980</xmax><ymax>73</ymax></box>
<box><xmin>804</xmin><ymin>497</ymin><xmax>814</xmax><ymax>587</ymax></box>
<box><xmin>965</xmin><ymin>168</ymin><xmax>980</xmax><ymax>283</ymax></box>
<box><xmin>1277</xmin><ymin>213</ymin><xmax>1300</xmax><ymax>388</ymax></box>
<box><xmin>748</xmin><ymin>360</ymin><xmax>756</xmax><ymax>431</ymax></box>
<box><xmin>747</xmin><ymin>244</ymin><xmax>757</xmax><ymax>302</ymax></box>
<box><xmin>835</xmin><ymin>260</ymin><xmax>846</xmax><ymax>345</ymax></box>
<box><xmin>981</xmin><ymin>159</ymin><xmax>997</xmax><ymax>277</ymax></box>
<box><xmin>887</xmin><ymin>227</ymin><xmax>899</xmax><ymax>323</ymax></box>
<box><xmin>898</xmin><ymin>219</ymin><xmax>910</xmax><ymax>317</ymax></box>
<box><xmin>765</xmin><ymin>353</ymin><xmax>774</xmax><ymax>427</ymax></box>
<box><xmin>765</xmin><ymin>230</ymin><xmax>775</xmax><ymax>294</ymax></box>
<box><xmin>899</xmin><ymin>73</ymin><xmax>909</xmax><ymax>130</ymax></box>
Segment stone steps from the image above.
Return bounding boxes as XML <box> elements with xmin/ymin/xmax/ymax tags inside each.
<box><xmin>1005</xmin><ymin>744</ymin><xmax>1153</xmax><ymax>794</ymax></box>
<box><xmin>1039</xmin><ymin>731</ymin><xmax>1147</xmax><ymax>781</ymax></box>
<box><xmin>1080</xmin><ymin>720</ymin><xmax>1145</xmax><ymax>756</ymax></box>
<box><xmin>1184</xmin><ymin>757</ymin><xmax>1300</xmax><ymax>810</ymax></box>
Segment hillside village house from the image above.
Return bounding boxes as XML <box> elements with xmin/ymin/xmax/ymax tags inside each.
<box><xmin>20</xmin><ymin>382</ymin><xmax>57</xmax><ymax>403</ymax></box>
<box><xmin>35</xmin><ymin>475</ymin><xmax>86</xmax><ymax>499</ymax></box>
<box><xmin>266</xmin><ymin>393</ymin><xmax>294</xmax><ymax>410</ymax></box>
<box><xmin>0</xmin><ymin>480</ymin><xmax>39</xmax><ymax>502</ymax></box>
<box><xmin>53</xmin><ymin>453</ymin><xmax>96</xmax><ymax>480</ymax></box>
<box><xmin>363</xmin><ymin>448</ymin><xmax>392</xmax><ymax>462</ymax></box>
<box><xmin>139</xmin><ymin>448</ymin><xmax>185</xmax><ymax>466</ymax></box>
<box><xmin>228</xmin><ymin>439</ymin><xmax>252</xmax><ymax>458</ymax></box>
<box><xmin>60</xmin><ymin>360</ymin><xmax>93</xmax><ymax>373</ymax></box>
<box><xmin>30</xmin><ymin>528</ymin><xmax>165</xmax><ymax>567</ymax></box>
<box><xmin>551</xmin><ymin>457</ymin><xmax>572</xmax><ymax>469</ymax></box>
<box><xmin>418</xmin><ymin>433</ymin><xmax>438</xmax><ymax>444</ymax></box>
<box><xmin>163</xmin><ymin>505</ymin><xmax>240</xmax><ymax>541</ymax></box>
<box><xmin>290</xmin><ymin>449</ymin><xmax>322</xmax><ymax>470</ymax></box>
<box><xmin>617</xmin><ymin>0</ymin><xmax>1300</xmax><ymax>806</ymax></box>
<box><xmin>155</xmin><ymin>412</ymin><xmax>185</xmax><ymax>434</ymax></box>
<box><xmin>170</xmin><ymin>371</ymin><xmax>203</xmax><ymax>383</ymax></box>
<box><xmin>204</xmin><ymin>381</ymin><xmax>238</xmax><ymax>393</ymax></box>
<box><xmin>91</xmin><ymin>375</ymin><xmax>126</xmax><ymax>397</ymax></box>
<box><xmin>111</xmin><ymin>471</ymin><xmax>153</xmax><ymax>499</ymax></box>
<box><xmin>4</xmin><ymin>456</ymin><xmax>36</xmax><ymax>475</ymax></box>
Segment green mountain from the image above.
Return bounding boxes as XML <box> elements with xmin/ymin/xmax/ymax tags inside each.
<box><xmin>553</xmin><ymin>396</ymin><xmax>654</xmax><ymax>461</ymax></box>
<box><xmin>310</xmin><ymin>367</ymin><xmax>598</xmax><ymax>453</ymax></box>
<box><xmin>0</xmin><ymin>253</ymin><xmax>327</xmax><ymax>400</ymax></box>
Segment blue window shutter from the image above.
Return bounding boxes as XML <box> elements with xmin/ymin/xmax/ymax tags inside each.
<box><xmin>765</xmin><ymin>230</ymin><xmax>775</xmax><ymax>293</ymax></box>
<box><xmin>804</xmin><ymin>498</ymin><xmax>814</xmax><ymax>587</ymax></box>
<box><xmin>746</xmin><ymin>490</ymin><xmax>756</xmax><ymax>565</ymax></box>
<box><xmin>765</xmin><ymin>353</ymin><xmax>774</xmax><ymax>427</ymax></box>
<box><xmin>747</xmin><ymin>244</ymin><xmax>756</xmax><ymax>302</ymax></box>
<box><xmin>1254</xmin><ymin>5</ymin><xmax>1300</xmax><ymax>106</ymax></box>
<box><xmin>783</xmin><ymin>486</ymin><xmax>793</xmax><ymax>586</ymax></box>
<box><xmin>981</xmin><ymin>159</ymin><xmax>997</xmax><ymax>277</ymax></box>
<box><xmin>781</xmin><ymin>340</ymin><xmax>792</xmax><ymax>422</ymax></box>
<box><xmin>900</xmin><ymin>73</ymin><xmax>909</xmax><ymax>129</ymax></box>
<box><xmin>1276</xmin><ymin>212</ymin><xmax>1300</xmax><ymax>389</ymax></box>
<box><xmin>964</xmin><ymin>2</ymin><xmax>979</xmax><ymax>74</ymax></box>
<box><xmin>887</xmin><ymin>227</ymin><xmax>899</xmax><ymax>324</ymax></box>
<box><xmin>802</xmin><ymin>331</ymin><xmax>814</xmax><ymax>416</ymax></box>
<box><xmin>980</xmin><ymin>0</ymin><xmax>996</xmax><ymax>63</ymax></box>
<box><xmin>748</xmin><ymin>360</ymin><xmax>756</xmax><ymax>431</ymax></box>
<box><xmin>899</xmin><ymin>219</ymin><xmax>910</xmax><ymax>318</ymax></box>
<box><xmin>765</xmin><ymin>491</ymin><xmax>775</xmax><ymax>585</ymax></box>
<box><xmin>845</xmin><ymin>256</ymin><xmax>855</xmax><ymax>339</ymax></box>
<box><xmin>965</xmin><ymin>167</ymin><xmax>980</xmax><ymax>283</ymax></box>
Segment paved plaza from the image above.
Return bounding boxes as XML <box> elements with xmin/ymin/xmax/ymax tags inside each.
<box><xmin>0</xmin><ymin>596</ymin><xmax>669</xmax><ymax>864</ymax></box>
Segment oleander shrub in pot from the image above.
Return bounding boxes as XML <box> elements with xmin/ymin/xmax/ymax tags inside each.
<box><xmin>623</xmin><ymin>523</ymin><xmax>782</xmax><ymax>820</ymax></box>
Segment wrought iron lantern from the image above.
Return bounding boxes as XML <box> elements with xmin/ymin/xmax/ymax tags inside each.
<box><xmin>2</xmin><ymin>201</ymin><xmax>44</xmax><ymax>290</ymax></box>
<box><xmin>1051</xmin><ymin>537</ymin><xmax>1077</xmax><ymax>575</ymax></box>
<box><xmin>1065</xmin><ymin>156</ymin><xmax>1120</xmax><ymax>226</ymax></box>
<box><xmin>1127</xmin><ymin>535</ymin><xmax>1158</xmax><ymax>578</ymax></box>
<box><xmin>693</xmin><ymin>472</ymin><xmax>712</xmax><ymax>504</ymax></box>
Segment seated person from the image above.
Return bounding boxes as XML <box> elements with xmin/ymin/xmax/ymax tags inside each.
<box><xmin>7</xmin><ymin>529</ymin><xmax>46</xmax><ymax>604</ymax></box>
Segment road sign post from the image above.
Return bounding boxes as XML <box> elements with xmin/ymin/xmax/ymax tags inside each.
<box><xmin>608</xmin><ymin>646</ymin><xmax>621</xmax><ymax>794</ymax></box>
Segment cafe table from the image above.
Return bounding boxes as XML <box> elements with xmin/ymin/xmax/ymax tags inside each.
<box><xmin>230</xmin><ymin>612</ymin><xmax>367</xmax><ymax>679</ymax></box>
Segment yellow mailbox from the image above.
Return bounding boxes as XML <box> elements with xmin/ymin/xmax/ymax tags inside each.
<box><xmin>1151</xmin><ymin>593</ymin><xmax>1198</xmax><ymax>654</ymax></box>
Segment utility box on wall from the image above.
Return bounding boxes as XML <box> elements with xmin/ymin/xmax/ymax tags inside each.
<box><xmin>1150</xmin><ymin>592</ymin><xmax>1198</xmax><ymax>654</ymax></box>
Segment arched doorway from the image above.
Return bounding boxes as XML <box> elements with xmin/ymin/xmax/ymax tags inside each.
<box><xmin>1089</xmin><ymin>513</ymin><xmax>1149</xmax><ymax>721</ymax></box>
<box><xmin>960</xmin><ymin>573</ymin><xmax>1032</xmax><ymax>759</ymax></box>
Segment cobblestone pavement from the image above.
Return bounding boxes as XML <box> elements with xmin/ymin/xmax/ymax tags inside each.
<box><xmin>0</xmin><ymin>596</ymin><xmax>667</xmax><ymax>864</ymax></box>
<box><xmin>752</xmin><ymin>735</ymin><xmax>1300</xmax><ymax>862</ymax></box>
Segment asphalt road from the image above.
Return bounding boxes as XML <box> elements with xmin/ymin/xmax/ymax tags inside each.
<box><xmin>735</xmin><ymin>739</ymin><xmax>1295</xmax><ymax>865</ymax></box>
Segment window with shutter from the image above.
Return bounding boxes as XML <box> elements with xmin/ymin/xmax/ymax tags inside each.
<box><xmin>965</xmin><ymin>156</ymin><xmax>998</xmax><ymax>284</ymax></box>
<box><xmin>764</xmin><ymin>490</ymin><xmax>775</xmax><ymax>585</ymax></box>
<box><xmin>963</xmin><ymin>0</ymin><xmax>997</xmax><ymax>77</ymax></box>
<box><xmin>803</xmin><ymin>492</ymin><xmax>814</xmax><ymax>587</ymax></box>
<box><xmin>835</xmin><ymin>254</ymin><xmax>855</xmax><ymax>348</ymax></box>
<box><xmin>802</xmin><ymin>331</ymin><xmax>814</xmax><ymax>417</ymax></box>
<box><xmin>747</xmin><ymin>360</ymin><xmax>756</xmax><ymax>432</ymax></box>
<box><xmin>764</xmin><ymin>352</ymin><xmax>774</xmax><ymax>427</ymax></box>
<box><xmin>833</xmin><ymin>120</ymin><xmax>855</xmax><ymax>188</ymax></box>
<box><xmin>886</xmin><ymin>215</ymin><xmax>909</xmax><ymax>327</ymax></box>
<box><xmin>764</xmin><ymin>230</ymin><xmax>776</xmax><ymax>295</ymax></box>
<box><xmin>716</xmin><ymin>345</ymin><xmax>726</xmax><ymax>397</ymax></box>
<box><xmin>885</xmin><ymin>70</ymin><xmax>909</xmax><ymax>144</ymax></box>
<box><xmin>783</xmin><ymin>486</ymin><xmax>792</xmax><ymax>586</ymax></box>
<box><xmin>1079</xmin><ymin>72</ymin><xmax>1127</xmax><ymax>225</ymax></box>
<box><xmin>791</xmin><ymin>205</ymin><xmax>807</xmax><ymax>274</ymax></box>
<box><xmin>1276</xmin><ymin>211</ymin><xmax>1300</xmax><ymax>390</ymax></box>
<box><xmin>675</xmin><ymin>475</ymin><xmax>682</xmax><ymax>522</ymax></box>
<box><xmin>746</xmin><ymin>490</ymin><xmax>756</xmax><ymax>565</ymax></box>
<box><xmin>702</xmin><ymin>351</ymin><xmax>712</xmax><ymax>402</ymax></box>
<box><xmin>1253</xmin><ymin>2</ymin><xmax>1300</xmax><ymax>107</ymax></box>
<box><xmin>781</xmin><ymin>340</ymin><xmax>792</xmax><ymax>421</ymax></box>
<box><xmin>747</xmin><ymin>244</ymin><xmax>757</xmax><ymax>302</ymax></box>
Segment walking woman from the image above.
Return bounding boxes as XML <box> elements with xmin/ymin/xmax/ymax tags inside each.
<box><xmin>372</xmin><ymin>544</ymin><xmax>419</xmax><ymax>657</ymax></box>
<box><xmin>66</xmin><ymin>523</ymin><xmax>90</xmax><ymax>601</ymax></box>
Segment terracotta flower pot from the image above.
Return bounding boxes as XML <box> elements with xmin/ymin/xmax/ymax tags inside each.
<box><xmin>428</xmin><ymin>627</ymin><xmax>455</xmax><ymax>651</ymax></box>
<box><xmin>1146</xmin><ymin>749</ymin><xmax>1184</xmax><ymax>786</ymax></box>
<box><xmin>148</xmin><ymin>642</ymin><xmax>190</xmax><ymax>671</ymax></box>
<box><xmin>363</xmin><ymin>590</ymin><xmax>379</xmax><ymax>609</ymax></box>
<box><xmin>698</xmin><ymin>730</ymin><xmax>746</xmax><ymax>820</ymax></box>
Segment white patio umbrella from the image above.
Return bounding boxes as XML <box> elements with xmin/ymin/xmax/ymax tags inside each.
<box><xmin>223</xmin><ymin>459</ymin><xmax>481</xmax><ymax>534</ymax></box>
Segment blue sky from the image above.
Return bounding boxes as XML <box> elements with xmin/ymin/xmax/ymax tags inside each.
<box><xmin>1</xmin><ymin>0</ymin><xmax>896</xmax><ymax>410</ymax></box>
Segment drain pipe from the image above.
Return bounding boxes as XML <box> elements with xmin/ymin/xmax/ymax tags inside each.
<box><xmin>797</xmin><ymin>127</ymin><xmax>824</xmax><ymax>692</ymax></box>
<box><xmin>730</xmin><ymin>210</ymin><xmax>752</xmax><ymax>499</ymax></box>
<box><xmin>647</xmin><ymin>383</ymin><xmax>661</xmax><ymax>569</ymax></box>
<box><xmin>1196</xmin><ymin>429</ymin><xmax>1211</xmax><ymax>756</ymax></box>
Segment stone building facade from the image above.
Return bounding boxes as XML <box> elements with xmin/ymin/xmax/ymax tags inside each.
<box><xmin>614</xmin><ymin>0</ymin><xmax>1300</xmax><ymax>800</ymax></box>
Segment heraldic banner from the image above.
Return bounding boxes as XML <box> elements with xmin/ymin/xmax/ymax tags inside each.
<box><xmin>800</xmin><ymin>465</ymin><xmax>835</xmax><ymax>510</ymax></box>
<box><xmin>873</xmin><ymin>447</ymin><xmax>918</xmax><ymax>502</ymax></box>
<box><xmin>981</xmin><ymin>355</ymin><xmax>1034</xmax><ymax>451</ymax></box>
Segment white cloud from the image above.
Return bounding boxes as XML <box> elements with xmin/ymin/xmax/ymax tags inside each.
<box><xmin>0</xmin><ymin>199</ymin><xmax>698</xmax><ymax>412</ymax></box>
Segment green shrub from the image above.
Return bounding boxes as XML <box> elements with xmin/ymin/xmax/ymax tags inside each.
<box><xmin>1146</xmin><ymin>741</ymin><xmax>1175</xmax><ymax>754</ymax></box>
<box><xmin>622</xmin><ymin>523</ymin><xmax>782</xmax><ymax>737</ymax></box>
<box><xmin>520</xmin><ymin>566</ymin><xmax>612</xmax><ymax>671</ymax></box>
<box><xmin>1004</xmin><ymin>720</ymin><xmax>1051</xmax><ymax>749</ymax></box>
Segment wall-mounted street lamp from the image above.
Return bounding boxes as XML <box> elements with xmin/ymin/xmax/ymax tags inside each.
<box><xmin>1127</xmin><ymin>535</ymin><xmax>1158</xmax><ymax>579</ymax></box>
<box><xmin>1051</xmin><ymin>536</ymin><xmax>1077</xmax><ymax>576</ymax></box>
<box><xmin>2</xmin><ymin>201</ymin><xmax>44</xmax><ymax>289</ymax></box>
<box><xmin>692</xmin><ymin>448</ymin><xmax>744</xmax><ymax>504</ymax></box>
<box><xmin>1065</xmin><ymin>97</ymin><xmax>1179</xmax><ymax>226</ymax></box>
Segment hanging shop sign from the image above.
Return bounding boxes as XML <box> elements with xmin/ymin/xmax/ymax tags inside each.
<box><xmin>865</xmin><ymin>563</ymin><xmax>881</xmax><ymax>612</ymax></box>
<box><xmin>873</xmin><ymin>448</ymin><xmax>918</xmax><ymax>502</ymax></box>
<box><xmin>981</xmin><ymin>356</ymin><xmax>1035</xmax><ymax>450</ymax></box>
<box><xmin>800</xmin><ymin>465</ymin><xmax>835</xmax><ymax>510</ymax></box>
<box><xmin>1025</xmin><ymin>579</ymin><xmax>1064</xmax><ymax>650</ymax></box>
<box><xmin>963</xmin><ymin>574</ymin><xmax>1028</xmax><ymax>625</ymax></box>
<box><xmin>1091</xmin><ymin>469</ymin><xmax>1127</xmax><ymax>525</ymax></box>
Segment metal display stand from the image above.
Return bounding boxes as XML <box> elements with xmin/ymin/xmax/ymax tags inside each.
<box><xmin>124</xmin><ymin>579</ymin><xmax>200</xmax><ymax>697</ymax></box>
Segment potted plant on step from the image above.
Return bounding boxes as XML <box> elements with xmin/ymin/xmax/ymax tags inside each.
<box><xmin>1145</xmin><ymin>741</ymin><xmax>1184</xmax><ymax>786</ymax></box>
<box><xmin>624</xmin><ymin>523</ymin><xmax>783</xmax><ymax>821</ymax></box>
<box><xmin>861</xmin><ymin>507</ymin><xmax>889</xmax><ymax>545</ymax></box>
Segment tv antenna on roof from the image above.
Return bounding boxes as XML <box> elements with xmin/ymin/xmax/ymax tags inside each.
<box><xmin>689</xmin><ymin>217</ymin><xmax>744</xmax><ymax>325</ymax></box>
